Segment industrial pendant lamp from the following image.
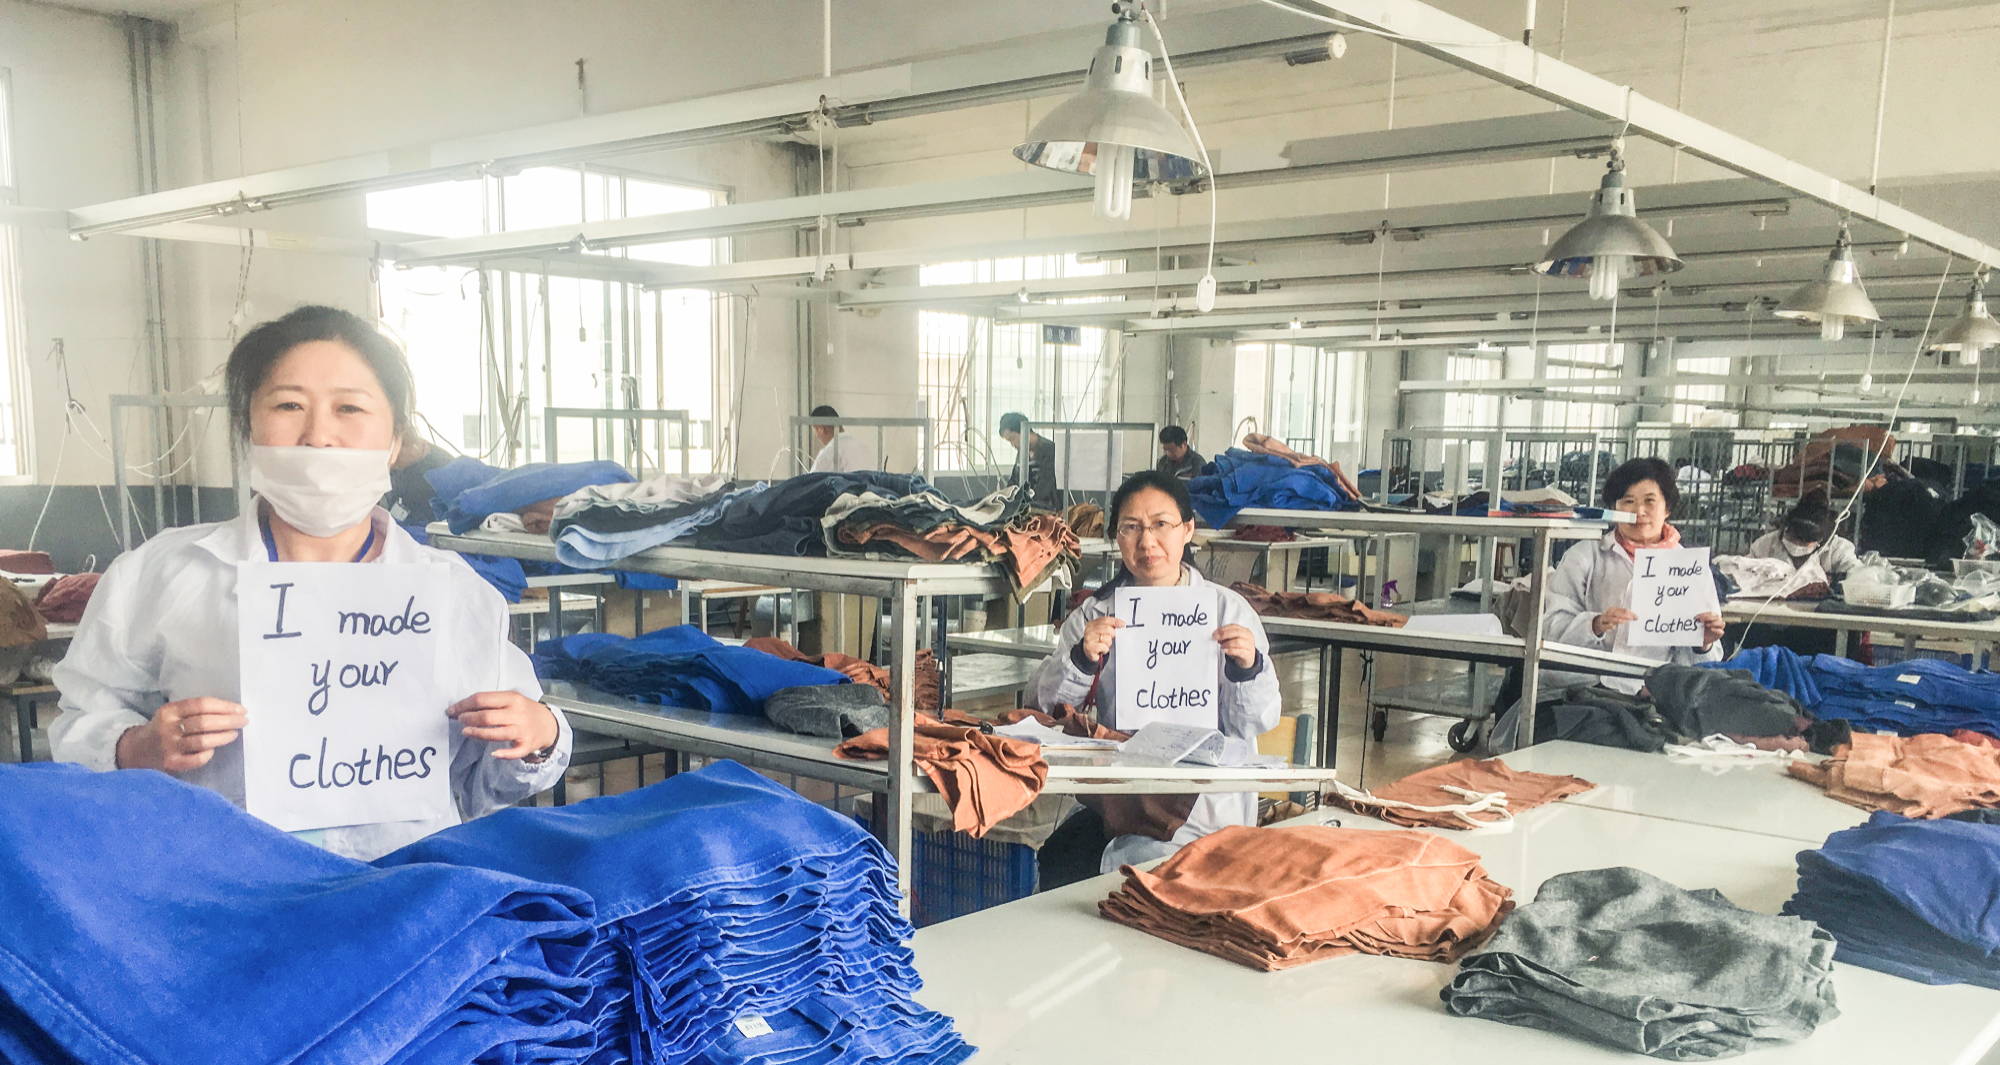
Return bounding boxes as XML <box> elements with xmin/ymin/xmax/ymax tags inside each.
<box><xmin>1774</xmin><ymin>225</ymin><xmax>1881</xmax><ymax>341</ymax></box>
<box><xmin>1929</xmin><ymin>268</ymin><xmax>2000</xmax><ymax>366</ymax></box>
<box><xmin>1532</xmin><ymin>145</ymin><xmax>1683</xmax><ymax>301</ymax></box>
<box><xmin>1012</xmin><ymin>2</ymin><xmax>1208</xmax><ymax>222</ymax></box>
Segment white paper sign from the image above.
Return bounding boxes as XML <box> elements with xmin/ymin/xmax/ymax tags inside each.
<box><xmin>1112</xmin><ymin>586</ymin><xmax>1223</xmax><ymax>730</ymax></box>
<box><xmin>1627</xmin><ymin>547</ymin><xmax>1723</xmax><ymax>647</ymax></box>
<box><xmin>237</xmin><ymin>562</ymin><xmax>454</xmax><ymax>833</ymax></box>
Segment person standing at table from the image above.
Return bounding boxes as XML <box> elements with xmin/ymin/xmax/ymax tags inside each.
<box><xmin>807</xmin><ymin>404</ymin><xmax>878</xmax><ymax>473</ymax></box>
<box><xmin>49</xmin><ymin>305</ymin><xmax>572</xmax><ymax>860</ymax></box>
<box><xmin>1155</xmin><ymin>425</ymin><xmax>1205</xmax><ymax>480</ymax></box>
<box><xmin>1030</xmin><ymin>470</ymin><xmax>1278</xmax><ymax>887</ymax></box>
<box><xmin>998</xmin><ymin>411</ymin><xmax>1058</xmax><ymax>510</ymax></box>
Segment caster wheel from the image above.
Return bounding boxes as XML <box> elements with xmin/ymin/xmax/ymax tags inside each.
<box><xmin>1370</xmin><ymin>711</ymin><xmax>1388</xmax><ymax>742</ymax></box>
<box><xmin>1447</xmin><ymin>719</ymin><xmax>1480</xmax><ymax>753</ymax></box>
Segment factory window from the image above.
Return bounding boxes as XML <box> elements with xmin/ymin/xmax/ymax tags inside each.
<box><xmin>1443</xmin><ymin>351</ymin><xmax>1503</xmax><ymax>428</ymax></box>
<box><xmin>916</xmin><ymin>255</ymin><xmax>1119</xmax><ymax>474</ymax></box>
<box><xmin>1235</xmin><ymin>343</ymin><xmax>1366</xmax><ymax>457</ymax></box>
<box><xmin>1540</xmin><ymin>342</ymin><xmax>1627</xmax><ymax>431</ymax></box>
<box><xmin>1672</xmin><ymin>356</ymin><xmax>1738</xmax><ymax>427</ymax></box>
<box><xmin>0</xmin><ymin>70</ymin><xmax>25</xmax><ymax>482</ymax></box>
<box><xmin>368</xmin><ymin>166</ymin><xmax>727</xmax><ymax>474</ymax></box>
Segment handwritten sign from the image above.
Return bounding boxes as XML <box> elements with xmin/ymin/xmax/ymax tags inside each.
<box><xmin>1628</xmin><ymin>547</ymin><xmax>1722</xmax><ymax>648</ymax></box>
<box><xmin>237</xmin><ymin>562</ymin><xmax>454</xmax><ymax>832</ymax></box>
<box><xmin>1112</xmin><ymin>586</ymin><xmax>1222</xmax><ymax>730</ymax></box>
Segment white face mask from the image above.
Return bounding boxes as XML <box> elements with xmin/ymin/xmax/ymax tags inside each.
<box><xmin>249</xmin><ymin>445</ymin><xmax>391</xmax><ymax>537</ymax></box>
<box><xmin>1783</xmin><ymin>538</ymin><xmax>1819</xmax><ymax>558</ymax></box>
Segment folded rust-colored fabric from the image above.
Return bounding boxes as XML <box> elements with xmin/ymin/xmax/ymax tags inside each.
<box><xmin>32</xmin><ymin>572</ymin><xmax>101</xmax><ymax>625</ymax></box>
<box><xmin>1001</xmin><ymin>513</ymin><xmax>1078</xmax><ymax>594</ymax></box>
<box><xmin>744</xmin><ymin>636</ymin><xmax>942</xmax><ymax>713</ymax></box>
<box><xmin>515</xmin><ymin>497</ymin><xmax>559</xmax><ymax>534</ymax></box>
<box><xmin>1332</xmin><ymin>759</ymin><xmax>1595</xmax><ymax>829</ymax></box>
<box><xmin>834</xmin><ymin>717</ymin><xmax>1048</xmax><ymax>838</ymax></box>
<box><xmin>0</xmin><ymin>551</ymin><xmax>54</xmax><ymax>576</ymax></box>
<box><xmin>1100</xmin><ymin>824</ymin><xmax>1513</xmax><ymax>971</ymax></box>
<box><xmin>0</xmin><ymin>580</ymin><xmax>47</xmax><ymax>649</ymax></box>
<box><xmin>993</xmin><ymin>706</ymin><xmax>1198</xmax><ymax>841</ymax></box>
<box><xmin>839</xmin><ymin>521</ymin><xmax>1000</xmax><ymax>562</ymax></box>
<box><xmin>1789</xmin><ymin>732</ymin><xmax>2000</xmax><ymax>818</ymax></box>
<box><xmin>1063</xmin><ymin>503</ymin><xmax>1105</xmax><ymax>540</ymax></box>
<box><xmin>1230</xmin><ymin>582</ymin><xmax>1407</xmax><ymax>627</ymax></box>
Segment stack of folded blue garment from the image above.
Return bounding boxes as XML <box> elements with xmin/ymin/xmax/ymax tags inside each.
<box><xmin>1188</xmin><ymin>449</ymin><xmax>1355</xmax><ymax>528</ymax></box>
<box><xmin>532</xmin><ymin>624</ymin><xmax>849</xmax><ymax>715</ymax></box>
<box><xmin>1701</xmin><ymin>646</ymin><xmax>1824</xmax><ymax>706</ymax></box>
<box><xmin>404</xmin><ymin>521</ymin><xmax>531</xmax><ymax>601</ymax></box>
<box><xmin>375</xmin><ymin>760</ymin><xmax>975</xmax><ymax>1065</ymax></box>
<box><xmin>1784</xmin><ymin>812</ymin><xmax>2000</xmax><ymax>989</ymax></box>
<box><xmin>553</xmin><ymin>479</ymin><xmax>769</xmax><ymax>568</ymax></box>
<box><xmin>431</xmin><ymin>457</ymin><xmax>637</xmax><ymax>534</ymax></box>
<box><xmin>0</xmin><ymin>763</ymin><xmax>596</xmax><ymax>1065</ymax></box>
<box><xmin>1806</xmin><ymin>654</ymin><xmax>2000</xmax><ymax>737</ymax></box>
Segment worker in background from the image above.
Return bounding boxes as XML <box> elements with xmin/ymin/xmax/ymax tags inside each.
<box><xmin>1155</xmin><ymin>425</ymin><xmax>1204</xmax><ymax>480</ymax></box>
<box><xmin>998</xmin><ymin>411</ymin><xmax>1058</xmax><ymax>510</ymax></box>
<box><xmin>48</xmin><ymin>305</ymin><xmax>572</xmax><ymax>860</ymax></box>
<box><xmin>1030</xmin><ymin>470</ymin><xmax>1277</xmax><ymax>887</ymax></box>
<box><xmin>1745</xmin><ymin>491</ymin><xmax>1859</xmax><ymax>579</ymax></box>
<box><xmin>807</xmin><ymin>404</ymin><xmax>877</xmax><ymax>473</ymax></box>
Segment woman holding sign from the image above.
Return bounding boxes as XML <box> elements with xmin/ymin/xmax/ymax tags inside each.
<box><xmin>1544</xmin><ymin>457</ymin><xmax>1725</xmax><ymax>689</ymax></box>
<box><xmin>1030</xmin><ymin>470</ymin><xmax>1279</xmax><ymax>886</ymax></box>
<box><xmin>49</xmin><ymin>306</ymin><xmax>572</xmax><ymax>859</ymax></box>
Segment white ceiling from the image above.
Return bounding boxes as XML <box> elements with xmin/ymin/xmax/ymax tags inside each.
<box><xmin>30</xmin><ymin>0</ymin><xmax>217</xmax><ymax>19</ymax></box>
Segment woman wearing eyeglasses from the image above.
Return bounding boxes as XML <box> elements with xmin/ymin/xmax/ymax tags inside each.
<box><xmin>1030</xmin><ymin>469</ymin><xmax>1279</xmax><ymax>886</ymax></box>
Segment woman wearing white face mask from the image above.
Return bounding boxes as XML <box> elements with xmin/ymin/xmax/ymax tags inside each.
<box><xmin>49</xmin><ymin>306</ymin><xmax>571</xmax><ymax>860</ymax></box>
<box><xmin>1745</xmin><ymin>491</ymin><xmax>1860</xmax><ymax>579</ymax></box>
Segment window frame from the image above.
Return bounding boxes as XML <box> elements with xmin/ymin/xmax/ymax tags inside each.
<box><xmin>0</xmin><ymin>67</ymin><xmax>29</xmax><ymax>485</ymax></box>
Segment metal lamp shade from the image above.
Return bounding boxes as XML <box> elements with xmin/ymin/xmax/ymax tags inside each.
<box><xmin>1775</xmin><ymin>243</ymin><xmax>1881</xmax><ymax>327</ymax></box>
<box><xmin>1532</xmin><ymin>170</ymin><xmax>1683</xmax><ymax>280</ymax></box>
<box><xmin>1012</xmin><ymin>23</ymin><xmax>1207</xmax><ymax>184</ymax></box>
<box><xmin>1930</xmin><ymin>286</ymin><xmax>2000</xmax><ymax>353</ymax></box>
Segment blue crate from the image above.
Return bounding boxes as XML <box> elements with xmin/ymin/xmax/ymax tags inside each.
<box><xmin>909</xmin><ymin>830</ymin><xmax>1037</xmax><ymax>927</ymax></box>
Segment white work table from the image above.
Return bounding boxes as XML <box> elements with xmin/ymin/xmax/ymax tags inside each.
<box><xmin>912</xmin><ymin>797</ymin><xmax>2000</xmax><ymax>1065</ymax></box>
<box><xmin>1722</xmin><ymin>599</ymin><xmax>2000</xmax><ymax>660</ymax></box>
<box><xmin>1499</xmin><ymin>740</ymin><xmax>1866</xmax><ymax>845</ymax></box>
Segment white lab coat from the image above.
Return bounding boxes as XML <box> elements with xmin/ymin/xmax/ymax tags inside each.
<box><xmin>1543</xmin><ymin>530</ymin><xmax>1723</xmax><ymax>694</ymax></box>
<box><xmin>1031</xmin><ymin>566</ymin><xmax>1281</xmax><ymax>872</ymax></box>
<box><xmin>49</xmin><ymin>506</ymin><xmax>573</xmax><ymax>860</ymax></box>
<box><xmin>1745</xmin><ymin>529</ymin><xmax>1860</xmax><ymax>579</ymax></box>
<box><xmin>809</xmin><ymin>433</ymin><xmax>878</xmax><ymax>473</ymax></box>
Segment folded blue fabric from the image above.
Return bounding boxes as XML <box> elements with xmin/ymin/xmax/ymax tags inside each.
<box><xmin>554</xmin><ymin>481</ymin><xmax>769</xmax><ymax>567</ymax></box>
<box><xmin>1805</xmin><ymin>654</ymin><xmax>2000</xmax><ymax>737</ymax></box>
<box><xmin>0</xmin><ymin>762</ymin><xmax>596</xmax><ymax>1065</ymax></box>
<box><xmin>687</xmin><ymin>472</ymin><xmax>935</xmax><ymax>557</ymax></box>
<box><xmin>376</xmin><ymin>761</ymin><xmax>972</xmax><ymax>1065</ymax></box>
<box><xmin>441</xmin><ymin>460</ymin><xmax>636</xmax><ymax>534</ymax></box>
<box><xmin>1701</xmin><ymin>646</ymin><xmax>1823</xmax><ymax>706</ymax></box>
<box><xmin>1784</xmin><ymin>812</ymin><xmax>2000</xmax><ymax>988</ymax></box>
<box><xmin>1188</xmin><ymin>449</ymin><xmax>1355</xmax><ymax>528</ymax></box>
<box><xmin>531</xmin><ymin>626</ymin><xmax>849</xmax><ymax>715</ymax></box>
<box><xmin>402</xmin><ymin>522</ymin><xmax>528</xmax><ymax>602</ymax></box>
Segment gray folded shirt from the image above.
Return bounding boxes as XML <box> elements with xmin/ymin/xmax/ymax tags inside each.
<box><xmin>1442</xmin><ymin>866</ymin><xmax>1839</xmax><ymax>1061</ymax></box>
<box><xmin>763</xmin><ymin>683</ymin><xmax>889</xmax><ymax>739</ymax></box>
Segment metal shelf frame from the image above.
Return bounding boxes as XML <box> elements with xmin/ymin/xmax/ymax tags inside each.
<box><xmin>787</xmin><ymin>414</ymin><xmax>933</xmax><ymax>483</ymax></box>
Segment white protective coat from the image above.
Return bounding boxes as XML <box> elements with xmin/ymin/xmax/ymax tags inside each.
<box><xmin>1544</xmin><ymin>531</ymin><xmax>1724</xmax><ymax>694</ymax></box>
<box><xmin>1030</xmin><ymin>565</ymin><xmax>1281</xmax><ymax>872</ymax></box>
<box><xmin>49</xmin><ymin>506</ymin><xmax>573</xmax><ymax>860</ymax></box>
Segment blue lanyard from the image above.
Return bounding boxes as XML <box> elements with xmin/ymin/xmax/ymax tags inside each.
<box><xmin>260</xmin><ymin>513</ymin><xmax>376</xmax><ymax>563</ymax></box>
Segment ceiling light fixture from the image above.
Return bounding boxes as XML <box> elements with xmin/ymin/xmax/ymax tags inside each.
<box><xmin>1929</xmin><ymin>267</ymin><xmax>2000</xmax><ymax>366</ymax></box>
<box><xmin>1774</xmin><ymin>224</ymin><xmax>1881</xmax><ymax>341</ymax></box>
<box><xmin>1531</xmin><ymin>143</ymin><xmax>1683</xmax><ymax>301</ymax></box>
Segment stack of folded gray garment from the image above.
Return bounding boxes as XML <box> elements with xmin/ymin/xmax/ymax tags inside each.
<box><xmin>765</xmin><ymin>683</ymin><xmax>890</xmax><ymax>739</ymax></box>
<box><xmin>1442</xmin><ymin>867</ymin><xmax>1839</xmax><ymax>1060</ymax></box>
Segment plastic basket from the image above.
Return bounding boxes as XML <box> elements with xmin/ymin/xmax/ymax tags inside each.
<box><xmin>908</xmin><ymin>830</ymin><xmax>1038</xmax><ymax>927</ymax></box>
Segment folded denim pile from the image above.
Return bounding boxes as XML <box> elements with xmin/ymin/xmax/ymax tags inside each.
<box><xmin>1788</xmin><ymin>731</ymin><xmax>2000</xmax><ymax>817</ymax></box>
<box><xmin>377</xmin><ymin>761</ymin><xmax>974</xmax><ymax>1065</ymax></box>
<box><xmin>1785</xmin><ymin>812</ymin><xmax>2000</xmax><ymax>989</ymax></box>
<box><xmin>432</xmin><ymin>457</ymin><xmax>636</xmax><ymax>535</ymax></box>
<box><xmin>820</xmin><ymin>485</ymin><xmax>1078</xmax><ymax>599</ymax></box>
<box><xmin>0</xmin><ymin>762</ymin><xmax>597</xmax><ymax>1065</ymax></box>
<box><xmin>1443</xmin><ymin>867</ymin><xmax>1840</xmax><ymax>1061</ymax></box>
<box><xmin>547</xmin><ymin>473</ymin><xmax>743</xmax><ymax>567</ymax></box>
<box><xmin>1647</xmin><ymin>664</ymin><xmax>1815</xmax><ymax>746</ymax></box>
<box><xmin>532</xmin><ymin>625</ymin><xmax>850</xmax><ymax>716</ymax></box>
<box><xmin>1099</xmin><ymin>824</ymin><xmax>1513</xmax><ymax>971</ymax></box>
<box><xmin>1188</xmin><ymin>448</ymin><xmax>1358</xmax><ymax>528</ymax></box>
<box><xmin>1806</xmin><ymin>653</ymin><xmax>2000</xmax><ymax>738</ymax></box>
<box><xmin>1228</xmin><ymin>582</ymin><xmax>1406</xmax><ymax>627</ymax></box>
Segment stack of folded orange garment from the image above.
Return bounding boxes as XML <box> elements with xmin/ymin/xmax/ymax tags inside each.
<box><xmin>1331</xmin><ymin>759</ymin><xmax>1595</xmax><ymax>829</ymax></box>
<box><xmin>1100</xmin><ymin>824</ymin><xmax>1512</xmax><ymax>971</ymax></box>
<box><xmin>1789</xmin><ymin>731</ymin><xmax>2000</xmax><ymax>818</ymax></box>
<box><xmin>1230</xmin><ymin>582</ymin><xmax>1408</xmax><ymax>627</ymax></box>
<box><xmin>834</xmin><ymin>715</ymin><xmax>1049</xmax><ymax>838</ymax></box>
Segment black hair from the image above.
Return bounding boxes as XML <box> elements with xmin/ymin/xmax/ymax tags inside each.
<box><xmin>997</xmin><ymin>411</ymin><xmax>1028</xmax><ymax>435</ymax></box>
<box><xmin>1093</xmin><ymin>470</ymin><xmax>1200</xmax><ymax>600</ymax></box>
<box><xmin>225</xmin><ymin>305</ymin><xmax>414</xmax><ymax>442</ymax></box>
<box><xmin>1159</xmin><ymin>425</ymin><xmax>1188</xmax><ymax>447</ymax></box>
<box><xmin>1782</xmin><ymin>491</ymin><xmax>1837</xmax><ymax>544</ymax></box>
<box><xmin>810</xmin><ymin>404</ymin><xmax>839</xmax><ymax>418</ymax></box>
<box><xmin>1602</xmin><ymin>457</ymin><xmax>1679</xmax><ymax>511</ymax></box>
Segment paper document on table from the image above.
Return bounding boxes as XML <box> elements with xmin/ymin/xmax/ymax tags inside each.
<box><xmin>1117</xmin><ymin>724</ymin><xmax>1281</xmax><ymax>768</ymax></box>
<box><xmin>992</xmin><ymin>719</ymin><xmax>1120</xmax><ymax>750</ymax></box>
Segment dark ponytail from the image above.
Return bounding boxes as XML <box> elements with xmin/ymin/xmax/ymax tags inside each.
<box><xmin>1092</xmin><ymin>470</ymin><xmax>1201</xmax><ymax>601</ymax></box>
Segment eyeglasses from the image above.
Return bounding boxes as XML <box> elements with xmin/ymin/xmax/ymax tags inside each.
<box><xmin>1115</xmin><ymin>519</ymin><xmax>1188</xmax><ymax>541</ymax></box>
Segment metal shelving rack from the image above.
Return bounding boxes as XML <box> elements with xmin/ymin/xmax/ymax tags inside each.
<box><xmin>428</xmin><ymin>524</ymin><xmax>1340</xmax><ymax>908</ymax></box>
